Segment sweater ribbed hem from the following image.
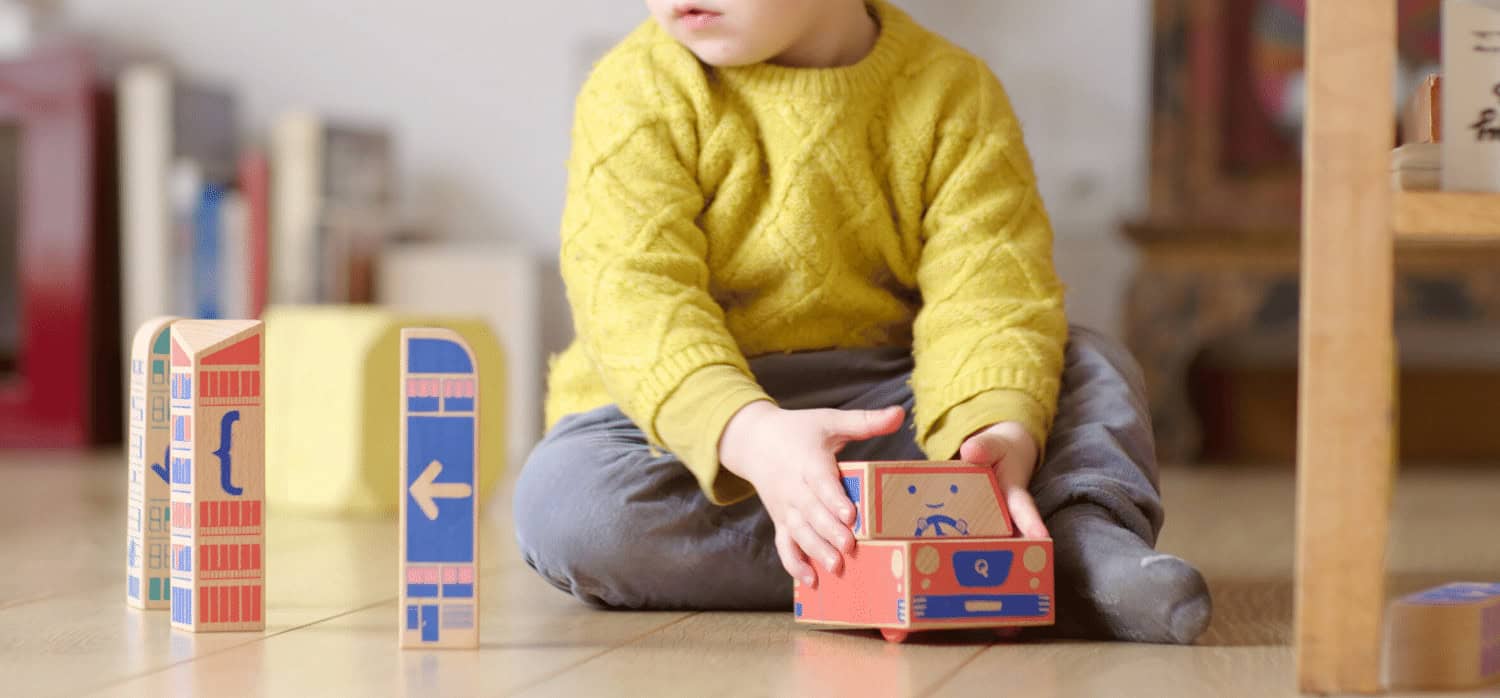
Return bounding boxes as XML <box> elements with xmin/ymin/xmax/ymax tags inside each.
<box><xmin>717</xmin><ymin>0</ymin><xmax>921</xmax><ymax>97</ymax></box>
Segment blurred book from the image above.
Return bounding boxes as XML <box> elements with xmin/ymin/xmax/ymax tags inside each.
<box><xmin>271</xmin><ymin>111</ymin><xmax>396</xmax><ymax>305</ymax></box>
<box><xmin>118</xmin><ymin>62</ymin><xmax>240</xmax><ymax>331</ymax></box>
<box><xmin>0</xmin><ymin>117</ymin><xmax>16</xmax><ymax>370</ymax></box>
<box><xmin>238</xmin><ymin>148</ymin><xmax>269</xmax><ymax>318</ymax></box>
<box><xmin>1392</xmin><ymin>142</ymin><xmax>1440</xmax><ymax>191</ymax></box>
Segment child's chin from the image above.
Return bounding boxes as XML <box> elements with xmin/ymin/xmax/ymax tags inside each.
<box><xmin>683</xmin><ymin>40</ymin><xmax>771</xmax><ymax>68</ymax></box>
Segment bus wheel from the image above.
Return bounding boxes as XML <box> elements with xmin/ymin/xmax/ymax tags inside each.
<box><xmin>993</xmin><ymin>627</ymin><xmax>1022</xmax><ymax>641</ymax></box>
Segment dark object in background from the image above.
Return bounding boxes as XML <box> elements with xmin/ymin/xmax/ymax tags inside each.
<box><xmin>0</xmin><ymin>39</ymin><xmax>121</xmax><ymax>447</ymax></box>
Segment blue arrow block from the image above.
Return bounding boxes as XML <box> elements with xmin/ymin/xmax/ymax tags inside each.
<box><xmin>406</xmin><ymin>415</ymin><xmax>475</xmax><ymax>563</ymax></box>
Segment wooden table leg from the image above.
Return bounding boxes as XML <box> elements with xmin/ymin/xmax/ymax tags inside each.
<box><xmin>1297</xmin><ymin>1</ymin><xmax>1397</xmax><ymax>693</ymax></box>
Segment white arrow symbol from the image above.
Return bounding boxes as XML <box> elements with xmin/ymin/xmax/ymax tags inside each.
<box><xmin>409</xmin><ymin>460</ymin><xmax>473</xmax><ymax>520</ymax></box>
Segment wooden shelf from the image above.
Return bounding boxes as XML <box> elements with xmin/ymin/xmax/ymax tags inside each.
<box><xmin>1394</xmin><ymin>190</ymin><xmax>1500</xmax><ymax>239</ymax></box>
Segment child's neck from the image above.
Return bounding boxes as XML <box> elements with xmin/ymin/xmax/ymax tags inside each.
<box><xmin>769</xmin><ymin>1</ymin><xmax>879</xmax><ymax>70</ymax></box>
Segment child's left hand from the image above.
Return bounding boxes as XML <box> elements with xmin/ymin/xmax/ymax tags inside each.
<box><xmin>958</xmin><ymin>422</ymin><xmax>1048</xmax><ymax>538</ymax></box>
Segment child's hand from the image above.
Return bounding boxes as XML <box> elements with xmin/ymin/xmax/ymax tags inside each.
<box><xmin>719</xmin><ymin>401</ymin><xmax>905</xmax><ymax>588</ymax></box>
<box><xmin>958</xmin><ymin>422</ymin><xmax>1048</xmax><ymax>539</ymax></box>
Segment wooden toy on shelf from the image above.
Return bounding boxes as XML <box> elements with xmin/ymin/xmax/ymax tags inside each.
<box><xmin>794</xmin><ymin>460</ymin><xmax>1054</xmax><ymax>643</ymax></box>
<box><xmin>1383</xmin><ymin>582</ymin><xmax>1500</xmax><ymax>691</ymax></box>
<box><xmin>262</xmin><ymin>305</ymin><xmax>506</xmax><ymax>516</ymax></box>
<box><xmin>168</xmin><ymin>319</ymin><xmax>265</xmax><ymax>633</ymax></box>
<box><xmin>399</xmin><ymin>327</ymin><xmax>480</xmax><ymax>649</ymax></box>
<box><xmin>125</xmin><ymin>316</ymin><xmax>178</xmax><ymax>609</ymax></box>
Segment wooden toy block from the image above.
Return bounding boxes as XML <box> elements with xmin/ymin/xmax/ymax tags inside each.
<box><xmin>168</xmin><ymin>319</ymin><xmax>265</xmax><ymax>633</ymax></box>
<box><xmin>399</xmin><ymin>327</ymin><xmax>480</xmax><ymax>649</ymax></box>
<box><xmin>126</xmin><ymin>316</ymin><xmax>178</xmax><ymax>609</ymax></box>
<box><xmin>262</xmin><ymin>306</ymin><xmax>505</xmax><ymax>515</ymax></box>
<box><xmin>799</xmin><ymin>459</ymin><xmax>1054</xmax><ymax>642</ymax></box>
<box><xmin>839</xmin><ymin>461</ymin><xmax>1012</xmax><ymax>540</ymax></box>
<box><xmin>1384</xmin><ymin>582</ymin><xmax>1500</xmax><ymax>690</ymax></box>
<box><xmin>794</xmin><ymin>537</ymin><xmax>1054</xmax><ymax>643</ymax></box>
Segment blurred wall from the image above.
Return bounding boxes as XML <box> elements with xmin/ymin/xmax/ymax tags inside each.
<box><xmin>64</xmin><ymin>0</ymin><xmax>1150</xmax><ymax>351</ymax></box>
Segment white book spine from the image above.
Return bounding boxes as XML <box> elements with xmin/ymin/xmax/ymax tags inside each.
<box><xmin>1442</xmin><ymin>0</ymin><xmax>1500</xmax><ymax>191</ymax></box>
<box><xmin>118</xmin><ymin>65</ymin><xmax>172</xmax><ymax>340</ymax></box>
<box><xmin>271</xmin><ymin>111</ymin><xmax>323</xmax><ymax>305</ymax></box>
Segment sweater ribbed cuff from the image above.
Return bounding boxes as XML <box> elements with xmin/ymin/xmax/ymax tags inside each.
<box><xmin>656</xmin><ymin>364</ymin><xmax>772</xmax><ymax>505</ymax></box>
<box><xmin>923</xmin><ymin>389</ymin><xmax>1051</xmax><ymax>467</ymax></box>
<box><xmin>629</xmin><ymin>341</ymin><xmax>754</xmax><ymax>444</ymax></box>
<box><xmin>915</xmin><ymin>368</ymin><xmax>1059</xmax><ymax>455</ymax></box>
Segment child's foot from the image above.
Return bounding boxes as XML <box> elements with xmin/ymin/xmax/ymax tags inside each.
<box><xmin>1042</xmin><ymin>503</ymin><xmax>1211</xmax><ymax>644</ymax></box>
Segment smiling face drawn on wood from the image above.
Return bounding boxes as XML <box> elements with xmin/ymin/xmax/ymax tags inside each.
<box><xmin>877</xmin><ymin>469</ymin><xmax>1011</xmax><ymax>538</ymax></box>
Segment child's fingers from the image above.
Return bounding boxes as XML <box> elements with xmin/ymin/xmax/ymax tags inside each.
<box><xmin>1004</xmin><ymin>486</ymin><xmax>1049</xmax><ymax>539</ymax></box>
<box><xmin>776</xmin><ymin>528</ymin><xmax>816</xmax><ymax>588</ymax></box>
<box><xmin>787</xmin><ymin>506</ymin><xmax>842</xmax><ymax>576</ymax></box>
<box><xmin>823</xmin><ymin>405</ymin><xmax>905</xmax><ymax>442</ymax></box>
<box><xmin>802</xmin><ymin>492</ymin><xmax>854</xmax><ymax>555</ymax></box>
<box><xmin>959</xmin><ymin>430</ymin><xmax>1002</xmax><ymax>466</ymax></box>
<box><xmin>812</xmin><ymin>470</ymin><xmax>857</xmax><ymax>527</ymax></box>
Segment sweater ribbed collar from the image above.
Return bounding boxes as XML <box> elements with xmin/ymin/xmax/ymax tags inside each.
<box><xmin>717</xmin><ymin>0</ymin><xmax>918</xmax><ymax>97</ymax></box>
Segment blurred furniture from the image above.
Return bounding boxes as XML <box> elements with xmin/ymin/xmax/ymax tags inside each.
<box><xmin>0</xmin><ymin>39</ymin><xmax>120</xmax><ymax>447</ymax></box>
<box><xmin>1296</xmin><ymin>0</ymin><xmax>1500</xmax><ymax>691</ymax></box>
<box><xmin>1125</xmin><ymin>0</ymin><xmax>1500</xmax><ymax>466</ymax></box>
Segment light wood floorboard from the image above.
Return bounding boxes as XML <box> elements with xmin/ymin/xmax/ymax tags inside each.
<box><xmin>4</xmin><ymin>450</ymin><xmax>1499</xmax><ymax>697</ymax></box>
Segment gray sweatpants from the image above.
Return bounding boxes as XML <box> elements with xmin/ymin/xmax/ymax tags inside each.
<box><xmin>514</xmin><ymin>325</ymin><xmax>1164</xmax><ymax>613</ymax></box>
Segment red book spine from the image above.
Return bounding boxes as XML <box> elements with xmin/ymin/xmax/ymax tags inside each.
<box><xmin>238</xmin><ymin>150</ymin><xmax>270</xmax><ymax>319</ymax></box>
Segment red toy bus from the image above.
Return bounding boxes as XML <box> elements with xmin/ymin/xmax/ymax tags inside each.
<box><xmin>793</xmin><ymin>461</ymin><xmax>1055</xmax><ymax>642</ymax></box>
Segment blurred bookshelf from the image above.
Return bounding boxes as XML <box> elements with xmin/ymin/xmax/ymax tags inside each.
<box><xmin>0</xmin><ymin>6</ymin><xmax>449</xmax><ymax>449</ymax></box>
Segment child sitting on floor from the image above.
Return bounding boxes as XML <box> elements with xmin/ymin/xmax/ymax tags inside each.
<box><xmin>514</xmin><ymin>0</ymin><xmax>1211</xmax><ymax>644</ymax></box>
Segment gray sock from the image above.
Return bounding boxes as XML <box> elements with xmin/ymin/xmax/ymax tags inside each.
<box><xmin>1039</xmin><ymin>503</ymin><xmax>1212</xmax><ymax>644</ymax></box>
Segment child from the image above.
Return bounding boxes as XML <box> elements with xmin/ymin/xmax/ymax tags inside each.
<box><xmin>514</xmin><ymin>0</ymin><xmax>1211</xmax><ymax>644</ymax></box>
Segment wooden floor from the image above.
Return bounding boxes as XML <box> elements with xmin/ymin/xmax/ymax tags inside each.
<box><xmin>4</xmin><ymin>452</ymin><xmax>1500</xmax><ymax>698</ymax></box>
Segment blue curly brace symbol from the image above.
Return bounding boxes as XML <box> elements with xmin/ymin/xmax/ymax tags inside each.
<box><xmin>213</xmin><ymin>410</ymin><xmax>243</xmax><ymax>496</ymax></box>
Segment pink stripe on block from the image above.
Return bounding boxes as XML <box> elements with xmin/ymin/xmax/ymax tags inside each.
<box><xmin>407</xmin><ymin>566</ymin><xmax>439</xmax><ymax>584</ymax></box>
<box><xmin>459</xmin><ymin>566</ymin><xmax>474</xmax><ymax>584</ymax></box>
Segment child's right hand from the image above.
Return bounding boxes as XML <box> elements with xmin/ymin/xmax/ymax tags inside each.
<box><xmin>718</xmin><ymin>401</ymin><xmax>906</xmax><ymax>588</ymax></box>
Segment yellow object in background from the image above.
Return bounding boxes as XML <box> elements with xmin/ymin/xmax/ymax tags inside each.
<box><xmin>264</xmin><ymin>305</ymin><xmax>507</xmax><ymax>516</ymax></box>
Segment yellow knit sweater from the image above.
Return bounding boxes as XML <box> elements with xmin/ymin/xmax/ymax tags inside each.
<box><xmin>546</xmin><ymin>0</ymin><xmax>1068</xmax><ymax>504</ymax></box>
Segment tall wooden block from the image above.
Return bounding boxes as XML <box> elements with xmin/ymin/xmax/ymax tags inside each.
<box><xmin>263</xmin><ymin>306</ymin><xmax>505</xmax><ymax>515</ymax></box>
<box><xmin>399</xmin><ymin>328</ymin><xmax>479</xmax><ymax>649</ymax></box>
<box><xmin>1384</xmin><ymin>582</ymin><xmax>1500</xmax><ymax>690</ymax></box>
<box><xmin>168</xmin><ymin>319</ymin><xmax>265</xmax><ymax>632</ymax></box>
<box><xmin>839</xmin><ymin>461</ymin><xmax>1012</xmax><ymax>540</ymax></box>
<box><xmin>125</xmin><ymin>316</ymin><xmax>177</xmax><ymax>609</ymax></box>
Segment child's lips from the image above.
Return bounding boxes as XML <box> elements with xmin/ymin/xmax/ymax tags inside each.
<box><xmin>673</xmin><ymin>4</ymin><xmax>722</xmax><ymax>30</ymax></box>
